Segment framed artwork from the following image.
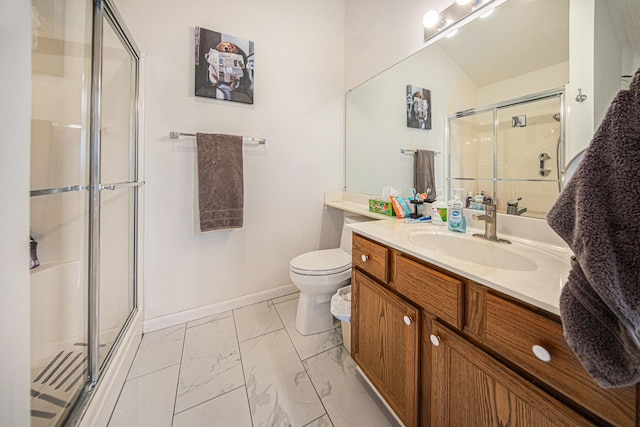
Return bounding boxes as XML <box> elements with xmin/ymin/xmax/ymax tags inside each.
<box><xmin>195</xmin><ymin>27</ymin><xmax>254</xmax><ymax>104</ymax></box>
<box><xmin>406</xmin><ymin>85</ymin><xmax>431</xmax><ymax>130</ymax></box>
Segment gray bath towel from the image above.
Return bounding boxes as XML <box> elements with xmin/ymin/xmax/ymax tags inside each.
<box><xmin>415</xmin><ymin>149</ymin><xmax>436</xmax><ymax>197</ymax></box>
<box><xmin>547</xmin><ymin>69</ymin><xmax>640</xmax><ymax>388</ymax></box>
<box><xmin>197</xmin><ymin>133</ymin><xmax>244</xmax><ymax>231</ymax></box>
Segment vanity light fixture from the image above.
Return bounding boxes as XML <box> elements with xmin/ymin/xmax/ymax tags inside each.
<box><xmin>424</xmin><ymin>0</ymin><xmax>503</xmax><ymax>44</ymax></box>
<box><xmin>423</xmin><ymin>9</ymin><xmax>445</xmax><ymax>29</ymax></box>
<box><xmin>480</xmin><ymin>8</ymin><xmax>495</xmax><ymax>18</ymax></box>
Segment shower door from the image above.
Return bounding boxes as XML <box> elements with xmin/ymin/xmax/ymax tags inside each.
<box><xmin>447</xmin><ymin>89</ymin><xmax>564</xmax><ymax>218</ymax></box>
<box><xmin>91</xmin><ymin>0</ymin><xmax>141</xmax><ymax>374</ymax></box>
<box><xmin>30</xmin><ymin>0</ymin><xmax>141</xmax><ymax>425</ymax></box>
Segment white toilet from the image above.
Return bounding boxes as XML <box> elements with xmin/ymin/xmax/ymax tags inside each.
<box><xmin>290</xmin><ymin>215</ymin><xmax>368</xmax><ymax>335</ymax></box>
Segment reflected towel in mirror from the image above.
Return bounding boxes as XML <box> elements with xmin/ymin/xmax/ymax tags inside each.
<box><xmin>414</xmin><ymin>149</ymin><xmax>436</xmax><ymax>198</ymax></box>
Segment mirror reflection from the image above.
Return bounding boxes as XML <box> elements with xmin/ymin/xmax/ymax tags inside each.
<box><xmin>448</xmin><ymin>90</ymin><xmax>564</xmax><ymax>218</ymax></box>
<box><xmin>345</xmin><ymin>0</ymin><xmax>638</xmax><ymax>219</ymax></box>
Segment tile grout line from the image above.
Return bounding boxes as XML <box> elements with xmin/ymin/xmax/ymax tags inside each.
<box><xmin>170</xmin><ymin>323</ymin><xmax>187</xmax><ymax>427</ymax></box>
<box><xmin>171</xmin><ymin>384</ymin><xmax>246</xmax><ymax>417</ymax></box>
<box><xmin>232</xmin><ymin>308</ymin><xmax>255</xmax><ymax>427</ymax></box>
<box><xmin>105</xmin><ymin>334</ymin><xmax>145</xmax><ymax>426</ymax></box>
<box><xmin>272</xmin><ymin>300</ymin><xmax>335</xmax><ymax>426</ymax></box>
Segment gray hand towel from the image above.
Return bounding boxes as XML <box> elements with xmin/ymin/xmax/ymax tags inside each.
<box><xmin>546</xmin><ymin>69</ymin><xmax>640</xmax><ymax>388</ymax></box>
<box><xmin>415</xmin><ymin>149</ymin><xmax>436</xmax><ymax>197</ymax></box>
<box><xmin>197</xmin><ymin>133</ymin><xmax>244</xmax><ymax>232</ymax></box>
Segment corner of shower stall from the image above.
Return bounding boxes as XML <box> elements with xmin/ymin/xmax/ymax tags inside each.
<box><xmin>30</xmin><ymin>0</ymin><xmax>144</xmax><ymax>425</ymax></box>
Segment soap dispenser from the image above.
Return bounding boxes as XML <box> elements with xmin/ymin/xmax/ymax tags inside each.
<box><xmin>448</xmin><ymin>190</ymin><xmax>466</xmax><ymax>233</ymax></box>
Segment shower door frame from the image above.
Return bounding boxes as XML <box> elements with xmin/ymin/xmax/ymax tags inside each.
<box><xmin>66</xmin><ymin>0</ymin><xmax>142</xmax><ymax>423</ymax></box>
<box><xmin>446</xmin><ymin>87</ymin><xmax>565</xmax><ymax>206</ymax></box>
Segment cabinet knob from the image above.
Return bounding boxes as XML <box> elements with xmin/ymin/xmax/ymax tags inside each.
<box><xmin>361</xmin><ymin>254</ymin><xmax>369</xmax><ymax>263</ymax></box>
<box><xmin>430</xmin><ymin>334</ymin><xmax>441</xmax><ymax>347</ymax></box>
<box><xmin>403</xmin><ymin>315</ymin><xmax>413</xmax><ymax>326</ymax></box>
<box><xmin>532</xmin><ymin>344</ymin><xmax>551</xmax><ymax>362</ymax></box>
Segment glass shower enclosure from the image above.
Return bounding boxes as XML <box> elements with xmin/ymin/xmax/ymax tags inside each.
<box><xmin>447</xmin><ymin>89</ymin><xmax>564</xmax><ymax>218</ymax></box>
<box><xmin>30</xmin><ymin>0</ymin><xmax>141</xmax><ymax>424</ymax></box>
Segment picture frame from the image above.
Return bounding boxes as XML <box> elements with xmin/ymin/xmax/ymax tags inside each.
<box><xmin>195</xmin><ymin>27</ymin><xmax>254</xmax><ymax>104</ymax></box>
<box><xmin>406</xmin><ymin>85</ymin><xmax>432</xmax><ymax>130</ymax></box>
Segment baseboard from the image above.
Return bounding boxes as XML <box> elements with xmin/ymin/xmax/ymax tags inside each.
<box><xmin>143</xmin><ymin>284</ymin><xmax>298</xmax><ymax>333</ymax></box>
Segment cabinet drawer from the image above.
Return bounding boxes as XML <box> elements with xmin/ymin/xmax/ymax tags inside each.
<box><xmin>352</xmin><ymin>233</ymin><xmax>389</xmax><ymax>283</ymax></box>
<box><xmin>394</xmin><ymin>254</ymin><xmax>463</xmax><ymax>330</ymax></box>
<box><xmin>485</xmin><ymin>293</ymin><xmax>637</xmax><ymax>427</ymax></box>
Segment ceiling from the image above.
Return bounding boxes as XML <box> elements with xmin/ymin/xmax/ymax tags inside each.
<box><xmin>608</xmin><ymin>0</ymin><xmax>640</xmax><ymax>70</ymax></box>
<box><xmin>436</xmin><ymin>0</ymin><xmax>569</xmax><ymax>88</ymax></box>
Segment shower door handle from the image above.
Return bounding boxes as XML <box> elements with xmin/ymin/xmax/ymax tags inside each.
<box><xmin>538</xmin><ymin>153</ymin><xmax>551</xmax><ymax>177</ymax></box>
<box><xmin>99</xmin><ymin>181</ymin><xmax>146</xmax><ymax>191</ymax></box>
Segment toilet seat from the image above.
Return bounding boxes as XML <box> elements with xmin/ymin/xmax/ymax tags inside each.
<box><xmin>290</xmin><ymin>248</ymin><xmax>351</xmax><ymax>276</ymax></box>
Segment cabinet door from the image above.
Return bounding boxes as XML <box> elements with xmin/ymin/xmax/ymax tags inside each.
<box><xmin>430</xmin><ymin>321</ymin><xmax>595</xmax><ymax>427</ymax></box>
<box><xmin>352</xmin><ymin>270</ymin><xmax>419</xmax><ymax>427</ymax></box>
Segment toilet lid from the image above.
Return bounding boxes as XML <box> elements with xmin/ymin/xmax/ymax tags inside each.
<box><xmin>290</xmin><ymin>248</ymin><xmax>352</xmax><ymax>276</ymax></box>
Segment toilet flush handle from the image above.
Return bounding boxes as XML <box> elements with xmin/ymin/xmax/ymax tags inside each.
<box><xmin>361</xmin><ymin>254</ymin><xmax>369</xmax><ymax>263</ymax></box>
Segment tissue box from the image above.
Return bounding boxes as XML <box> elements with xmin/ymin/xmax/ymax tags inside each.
<box><xmin>368</xmin><ymin>199</ymin><xmax>396</xmax><ymax>216</ymax></box>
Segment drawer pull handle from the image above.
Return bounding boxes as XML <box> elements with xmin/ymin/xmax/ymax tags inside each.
<box><xmin>532</xmin><ymin>345</ymin><xmax>551</xmax><ymax>362</ymax></box>
<box><xmin>430</xmin><ymin>334</ymin><xmax>441</xmax><ymax>347</ymax></box>
<box><xmin>403</xmin><ymin>315</ymin><xmax>413</xmax><ymax>326</ymax></box>
<box><xmin>361</xmin><ymin>254</ymin><xmax>369</xmax><ymax>263</ymax></box>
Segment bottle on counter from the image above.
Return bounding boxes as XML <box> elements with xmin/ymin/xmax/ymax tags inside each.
<box><xmin>430</xmin><ymin>192</ymin><xmax>447</xmax><ymax>225</ymax></box>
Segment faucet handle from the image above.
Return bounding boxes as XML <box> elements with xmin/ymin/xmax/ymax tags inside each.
<box><xmin>507</xmin><ymin>197</ymin><xmax>522</xmax><ymax>207</ymax></box>
<box><xmin>483</xmin><ymin>202</ymin><xmax>496</xmax><ymax>213</ymax></box>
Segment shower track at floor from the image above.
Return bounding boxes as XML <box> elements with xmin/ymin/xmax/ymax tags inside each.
<box><xmin>30</xmin><ymin>342</ymin><xmax>107</xmax><ymax>426</ymax></box>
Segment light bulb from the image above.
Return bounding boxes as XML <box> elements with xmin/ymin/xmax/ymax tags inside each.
<box><xmin>423</xmin><ymin>10</ymin><xmax>440</xmax><ymax>28</ymax></box>
<box><xmin>456</xmin><ymin>0</ymin><xmax>472</xmax><ymax>5</ymax></box>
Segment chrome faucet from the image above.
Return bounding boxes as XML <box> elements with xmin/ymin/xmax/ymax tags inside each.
<box><xmin>506</xmin><ymin>197</ymin><xmax>527</xmax><ymax>216</ymax></box>
<box><xmin>472</xmin><ymin>203</ymin><xmax>511</xmax><ymax>244</ymax></box>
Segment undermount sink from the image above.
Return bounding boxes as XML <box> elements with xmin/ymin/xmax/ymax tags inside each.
<box><xmin>408</xmin><ymin>231</ymin><xmax>538</xmax><ymax>271</ymax></box>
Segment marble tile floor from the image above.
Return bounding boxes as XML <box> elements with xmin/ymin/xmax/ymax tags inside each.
<box><xmin>108</xmin><ymin>292</ymin><xmax>402</xmax><ymax>427</ymax></box>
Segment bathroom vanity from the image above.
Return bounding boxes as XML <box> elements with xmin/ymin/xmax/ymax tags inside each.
<box><xmin>347</xmin><ymin>221</ymin><xmax>638</xmax><ymax>427</ymax></box>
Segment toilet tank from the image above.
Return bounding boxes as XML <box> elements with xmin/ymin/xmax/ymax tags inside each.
<box><xmin>340</xmin><ymin>214</ymin><xmax>370</xmax><ymax>254</ymax></box>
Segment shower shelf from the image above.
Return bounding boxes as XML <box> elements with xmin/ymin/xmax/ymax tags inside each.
<box><xmin>30</xmin><ymin>260</ymin><xmax>81</xmax><ymax>276</ymax></box>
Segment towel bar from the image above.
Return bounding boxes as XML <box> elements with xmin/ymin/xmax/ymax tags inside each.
<box><xmin>401</xmin><ymin>148</ymin><xmax>441</xmax><ymax>155</ymax></box>
<box><xmin>170</xmin><ymin>131</ymin><xmax>265</xmax><ymax>145</ymax></box>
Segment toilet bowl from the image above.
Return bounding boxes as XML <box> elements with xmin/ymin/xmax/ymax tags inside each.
<box><xmin>290</xmin><ymin>215</ymin><xmax>368</xmax><ymax>335</ymax></box>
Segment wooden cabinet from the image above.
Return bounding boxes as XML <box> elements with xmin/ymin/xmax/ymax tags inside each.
<box><xmin>430</xmin><ymin>321</ymin><xmax>594</xmax><ymax>427</ymax></box>
<box><xmin>351</xmin><ymin>232</ymin><xmax>638</xmax><ymax>426</ymax></box>
<box><xmin>484</xmin><ymin>292</ymin><xmax>637</xmax><ymax>427</ymax></box>
<box><xmin>352</xmin><ymin>269</ymin><xmax>419</xmax><ymax>427</ymax></box>
<box><xmin>394</xmin><ymin>253</ymin><xmax>464</xmax><ymax>330</ymax></box>
<box><xmin>352</xmin><ymin>233</ymin><xmax>389</xmax><ymax>283</ymax></box>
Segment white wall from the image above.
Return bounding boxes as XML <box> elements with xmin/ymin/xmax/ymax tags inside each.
<box><xmin>568</xmin><ymin>0</ymin><xmax>595</xmax><ymax>159</ymax></box>
<box><xmin>0</xmin><ymin>0</ymin><xmax>31</xmax><ymax>425</ymax></box>
<box><xmin>594</xmin><ymin>1</ymin><xmax>624</xmax><ymax>126</ymax></box>
<box><xmin>345</xmin><ymin>0</ymin><xmax>453</xmax><ymax>90</ymax></box>
<box><xmin>114</xmin><ymin>0</ymin><xmax>345</xmax><ymax>323</ymax></box>
<box><xmin>478</xmin><ymin>62</ymin><xmax>569</xmax><ymax>106</ymax></box>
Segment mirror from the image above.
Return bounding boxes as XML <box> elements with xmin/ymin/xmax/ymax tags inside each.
<box><xmin>345</xmin><ymin>0</ymin><xmax>639</xmax><ymax>218</ymax></box>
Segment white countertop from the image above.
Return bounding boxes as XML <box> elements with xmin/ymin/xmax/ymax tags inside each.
<box><xmin>347</xmin><ymin>219</ymin><xmax>573</xmax><ymax>316</ymax></box>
